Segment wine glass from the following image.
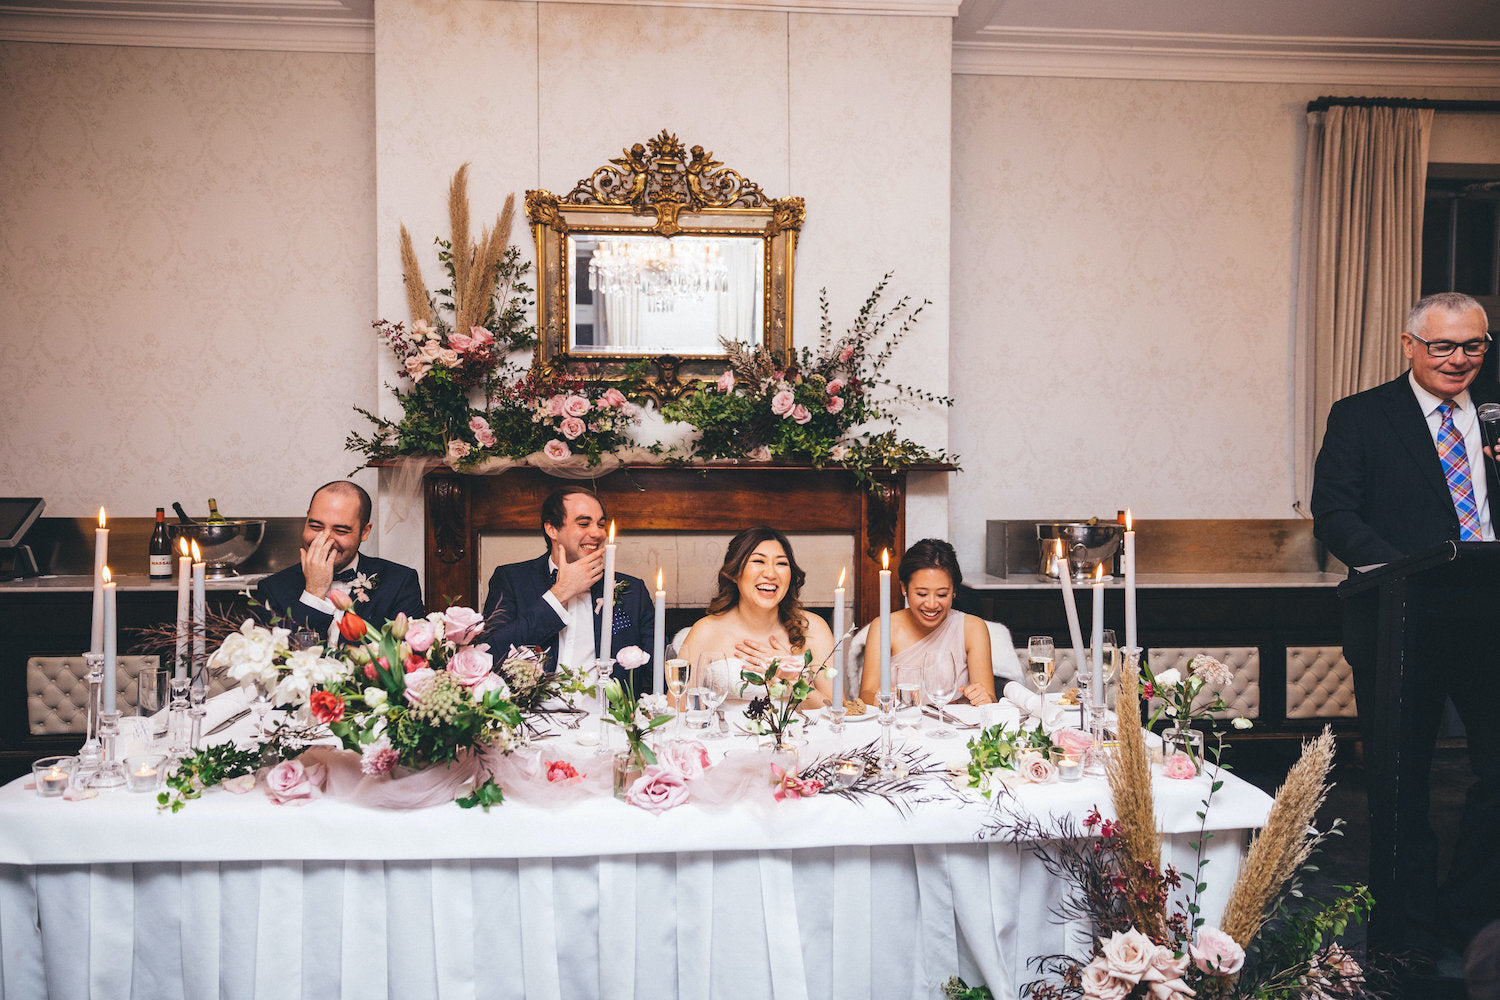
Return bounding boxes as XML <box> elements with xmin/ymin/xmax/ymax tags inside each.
<box><xmin>695</xmin><ymin>654</ymin><xmax>731</xmax><ymax>740</ymax></box>
<box><xmin>922</xmin><ymin>652</ymin><xmax>959</xmax><ymax>739</ymax></box>
<box><xmin>251</xmin><ymin>673</ymin><xmax>275</xmax><ymax>738</ymax></box>
<box><xmin>1026</xmin><ymin>636</ymin><xmax>1056</xmax><ymax>699</ymax></box>
<box><xmin>290</xmin><ymin>628</ymin><xmax>321</xmax><ymax>652</ymax></box>
<box><xmin>893</xmin><ymin>662</ymin><xmax>924</xmax><ymax>740</ymax></box>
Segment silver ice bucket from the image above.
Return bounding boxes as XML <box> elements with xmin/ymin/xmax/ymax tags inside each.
<box><xmin>1036</xmin><ymin>521</ymin><xmax>1122</xmax><ymax>581</ymax></box>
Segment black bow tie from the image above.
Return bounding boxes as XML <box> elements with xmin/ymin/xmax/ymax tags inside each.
<box><xmin>550</xmin><ymin>567</ymin><xmax>558</xmax><ymax>584</ymax></box>
<box><xmin>334</xmin><ymin>568</ymin><xmax>359</xmax><ymax>583</ymax></box>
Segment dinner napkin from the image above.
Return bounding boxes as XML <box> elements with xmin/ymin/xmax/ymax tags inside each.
<box><xmin>199</xmin><ymin>686</ymin><xmax>255</xmax><ymax>733</ymax></box>
<box><xmin>1002</xmin><ymin>682</ymin><xmax>1046</xmax><ymax>721</ymax></box>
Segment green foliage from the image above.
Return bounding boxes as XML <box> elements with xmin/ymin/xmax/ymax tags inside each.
<box><xmin>455</xmin><ymin>776</ymin><xmax>507</xmax><ymax>812</ymax></box>
<box><xmin>964</xmin><ymin>720</ymin><xmax>1055</xmax><ymax>797</ymax></box>
<box><xmin>942</xmin><ymin>977</ymin><xmax>996</xmax><ymax>1000</ymax></box>
<box><xmin>156</xmin><ymin>738</ymin><xmax>293</xmax><ymax>813</ymax></box>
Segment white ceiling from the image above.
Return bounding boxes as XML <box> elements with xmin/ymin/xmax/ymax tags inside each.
<box><xmin>2</xmin><ymin>0</ymin><xmax>1498</xmax><ymax>84</ymax></box>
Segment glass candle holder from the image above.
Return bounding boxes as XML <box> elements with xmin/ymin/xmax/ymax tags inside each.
<box><xmin>834</xmin><ymin>758</ymin><xmax>862</xmax><ymax>788</ymax></box>
<box><xmin>1051</xmin><ymin>747</ymin><xmax>1084</xmax><ymax>782</ymax></box>
<box><xmin>124</xmin><ymin>754</ymin><xmax>166</xmax><ymax>793</ymax></box>
<box><xmin>826</xmin><ymin>705</ymin><xmax>847</xmax><ymax>734</ymax></box>
<box><xmin>33</xmin><ymin>755</ymin><xmax>77</xmax><ymax>797</ymax></box>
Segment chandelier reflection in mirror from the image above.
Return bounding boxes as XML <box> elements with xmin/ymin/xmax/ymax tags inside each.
<box><xmin>588</xmin><ymin>237</ymin><xmax>730</xmax><ymax>313</ymax></box>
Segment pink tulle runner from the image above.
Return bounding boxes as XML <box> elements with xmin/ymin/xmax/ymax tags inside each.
<box><xmin>292</xmin><ymin>746</ymin><xmax>487</xmax><ymax>810</ymax></box>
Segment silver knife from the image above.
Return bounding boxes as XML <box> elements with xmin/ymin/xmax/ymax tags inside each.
<box><xmin>204</xmin><ymin>708</ymin><xmax>252</xmax><ymax>737</ymax></box>
<box><xmin>922</xmin><ymin>706</ymin><xmax>978</xmax><ymax>729</ymax></box>
<box><xmin>716</xmin><ymin>708</ymin><xmax>729</xmax><ymax>735</ymax></box>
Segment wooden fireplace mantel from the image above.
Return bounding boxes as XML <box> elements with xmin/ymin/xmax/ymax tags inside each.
<box><xmin>423</xmin><ymin>464</ymin><xmax>931</xmax><ymax>624</ymax></box>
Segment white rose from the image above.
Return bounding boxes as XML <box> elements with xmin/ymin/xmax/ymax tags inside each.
<box><xmin>1100</xmin><ymin>928</ymin><xmax>1157</xmax><ymax>985</ymax></box>
<box><xmin>1153</xmin><ymin>668</ymin><xmax>1181</xmax><ymax>688</ymax></box>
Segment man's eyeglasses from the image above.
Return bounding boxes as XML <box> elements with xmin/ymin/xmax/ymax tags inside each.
<box><xmin>1409</xmin><ymin>332</ymin><xmax>1493</xmax><ymax>358</ymax></box>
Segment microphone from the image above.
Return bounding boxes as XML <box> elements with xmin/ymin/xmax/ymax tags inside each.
<box><xmin>1479</xmin><ymin>402</ymin><xmax>1500</xmax><ymax>489</ymax></box>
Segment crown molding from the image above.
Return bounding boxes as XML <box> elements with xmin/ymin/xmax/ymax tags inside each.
<box><xmin>953</xmin><ymin>27</ymin><xmax>1500</xmax><ymax>87</ymax></box>
<box><xmin>0</xmin><ymin>1</ymin><xmax>374</xmax><ymax>53</ymax></box>
<box><xmin>528</xmin><ymin>0</ymin><xmax>961</xmax><ymax>15</ymax></box>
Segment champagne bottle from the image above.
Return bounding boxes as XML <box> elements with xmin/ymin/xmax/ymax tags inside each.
<box><xmin>205</xmin><ymin>498</ymin><xmax>226</xmax><ymax>524</ymax></box>
<box><xmin>149</xmin><ymin>507</ymin><xmax>173</xmax><ymax>578</ymax></box>
<box><xmin>172</xmin><ymin>502</ymin><xmax>195</xmax><ymax>524</ymax></box>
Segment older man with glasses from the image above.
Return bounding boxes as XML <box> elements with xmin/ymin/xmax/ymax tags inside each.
<box><xmin>1313</xmin><ymin>291</ymin><xmax>1499</xmax><ymax>970</ymax></box>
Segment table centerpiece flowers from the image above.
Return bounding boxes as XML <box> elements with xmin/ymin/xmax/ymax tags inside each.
<box><xmin>659</xmin><ymin>273</ymin><xmax>957</xmax><ymax>485</ymax></box>
<box><xmin>599</xmin><ymin>656</ymin><xmax>674</xmax><ymax>799</ymax></box>
<box><xmin>962</xmin><ymin>720</ymin><xmax>1062</xmax><ymax>796</ymax></box>
<box><xmin>739</xmin><ymin>650</ymin><xmax>830</xmax><ymax>755</ymax></box>
<box><xmin>1141</xmin><ymin>654</ymin><xmax>1252</xmax><ymax>775</ymax></box>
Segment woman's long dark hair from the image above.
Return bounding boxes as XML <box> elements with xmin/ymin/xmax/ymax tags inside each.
<box><xmin>705</xmin><ymin>526</ymin><xmax>809</xmax><ymax>650</ymax></box>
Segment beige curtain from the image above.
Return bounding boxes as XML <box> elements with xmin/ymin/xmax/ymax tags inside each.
<box><xmin>1294</xmin><ymin>105</ymin><xmax>1433</xmax><ymax>510</ymax></box>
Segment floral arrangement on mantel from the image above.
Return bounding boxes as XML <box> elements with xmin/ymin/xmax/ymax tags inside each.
<box><xmin>344</xmin><ymin>164</ymin><xmax>956</xmax><ymax>482</ymax></box>
<box><xmin>946</xmin><ymin>662</ymin><xmax>1382</xmax><ymax>1000</ymax></box>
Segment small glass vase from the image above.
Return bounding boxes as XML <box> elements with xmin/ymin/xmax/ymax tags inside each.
<box><xmin>1161</xmin><ymin>725</ymin><xmax>1205</xmax><ymax>773</ymax></box>
<box><xmin>612</xmin><ymin>748</ymin><xmax>646</xmax><ymax>800</ymax></box>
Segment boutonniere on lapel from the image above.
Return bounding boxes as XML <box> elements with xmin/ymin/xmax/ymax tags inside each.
<box><xmin>595</xmin><ymin>579</ymin><xmax>632</xmax><ymax>633</ymax></box>
<box><xmin>350</xmin><ymin>571</ymin><xmax>379</xmax><ymax>605</ymax></box>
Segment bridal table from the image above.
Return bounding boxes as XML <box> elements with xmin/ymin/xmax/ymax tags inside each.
<box><xmin>0</xmin><ymin>702</ymin><xmax>1273</xmax><ymax>1000</ymax></box>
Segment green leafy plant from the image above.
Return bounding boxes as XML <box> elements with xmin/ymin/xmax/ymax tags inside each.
<box><xmin>964</xmin><ymin>720</ymin><xmax>1056</xmax><ymax>797</ymax></box>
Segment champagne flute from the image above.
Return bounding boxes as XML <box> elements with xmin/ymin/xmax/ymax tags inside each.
<box><xmin>1026</xmin><ymin>636</ymin><xmax>1056</xmax><ymax>699</ymax></box>
<box><xmin>665</xmin><ymin>655</ymin><xmax>691</xmax><ymax>736</ymax></box>
<box><xmin>251</xmin><ymin>673</ymin><xmax>275</xmax><ymax>739</ymax></box>
<box><xmin>893</xmin><ymin>662</ymin><xmax>924</xmax><ymax>740</ymax></box>
<box><xmin>922</xmin><ymin>652</ymin><xmax>959</xmax><ymax>738</ymax></box>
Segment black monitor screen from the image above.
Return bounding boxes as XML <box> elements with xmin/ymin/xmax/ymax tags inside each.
<box><xmin>0</xmin><ymin>498</ymin><xmax>44</xmax><ymax>547</ymax></box>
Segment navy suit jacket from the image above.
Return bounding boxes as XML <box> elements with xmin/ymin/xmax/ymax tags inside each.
<box><xmin>1311</xmin><ymin>371</ymin><xmax>1500</xmax><ymax>667</ymax></box>
<box><xmin>256</xmin><ymin>554</ymin><xmax>425</xmax><ymax>633</ymax></box>
<box><xmin>482</xmin><ymin>552</ymin><xmax>655</xmax><ymax>693</ymax></box>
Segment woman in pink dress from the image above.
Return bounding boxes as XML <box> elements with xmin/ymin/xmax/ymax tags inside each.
<box><xmin>857</xmin><ymin>538</ymin><xmax>995</xmax><ymax>705</ymax></box>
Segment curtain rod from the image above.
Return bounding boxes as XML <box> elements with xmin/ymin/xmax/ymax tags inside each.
<box><xmin>1306</xmin><ymin>96</ymin><xmax>1500</xmax><ymax>113</ymax></box>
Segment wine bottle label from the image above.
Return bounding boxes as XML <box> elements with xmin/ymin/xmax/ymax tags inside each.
<box><xmin>150</xmin><ymin>554</ymin><xmax>172</xmax><ymax>577</ymax></box>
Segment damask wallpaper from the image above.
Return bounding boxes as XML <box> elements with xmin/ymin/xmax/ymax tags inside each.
<box><xmin>0</xmin><ymin>41</ymin><xmax>377</xmax><ymax>520</ymax></box>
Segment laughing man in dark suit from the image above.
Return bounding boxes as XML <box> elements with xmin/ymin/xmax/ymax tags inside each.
<box><xmin>481</xmin><ymin>486</ymin><xmax>654</xmax><ymax>692</ymax></box>
<box><xmin>257</xmin><ymin>481</ymin><xmax>425</xmax><ymax>636</ymax></box>
<box><xmin>1312</xmin><ymin>291</ymin><xmax>1499</xmax><ymax>959</ymax></box>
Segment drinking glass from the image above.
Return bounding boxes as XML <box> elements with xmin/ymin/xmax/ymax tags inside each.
<box><xmin>665</xmin><ymin>655</ymin><xmax>692</xmax><ymax>735</ymax></box>
<box><xmin>290</xmin><ymin>628</ymin><xmax>321</xmax><ymax>652</ymax></box>
<box><xmin>694</xmin><ymin>653</ymin><xmax>731</xmax><ymax>740</ymax></box>
<box><xmin>922</xmin><ymin>652</ymin><xmax>959</xmax><ymax>739</ymax></box>
<box><xmin>251</xmin><ymin>674</ymin><xmax>275</xmax><ymax>739</ymax></box>
<box><xmin>137</xmin><ymin>667</ymin><xmax>171</xmax><ymax>737</ymax></box>
<box><xmin>893</xmin><ymin>663</ymin><xmax>924</xmax><ymax>740</ymax></box>
<box><xmin>1026</xmin><ymin>636</ymin><xmax>1056</xmax><ymax>698</ymax></box>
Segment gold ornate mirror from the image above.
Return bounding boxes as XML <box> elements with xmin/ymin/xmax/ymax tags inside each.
<box><xmin>527</xmin><ymin>130</ymin><xmax>804</xmax><ymax>399</ymax></box>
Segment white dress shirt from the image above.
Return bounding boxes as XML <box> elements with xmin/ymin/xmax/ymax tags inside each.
<box><xmin>542</xmin><ymin>559</ymin><xmax>597</xmax><ymax>669</ymax></box>
<box><xmin>1409</xmin><ymin>374</ymin><xmax>1496</xmax><ymax>541</ymax></box>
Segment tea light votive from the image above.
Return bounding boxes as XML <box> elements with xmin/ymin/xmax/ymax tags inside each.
<box><xmin>125</xmin><ymin>754</ymin><xmax>166</xmax><ymax>793</ymax></box>
<box><xmin>1051</xmin><ymin>747</ymin><xmax>1083</xmax><ymax>782</ymax></box>
<box><xmin>835</xmin><ymin>759</ymin><xmax>863</xmax><ymax>789</ymax></box>
<box><xmin>33</xmin><ymin>755</ymin><xmax>77</xmax><ymax>797</ymax></box>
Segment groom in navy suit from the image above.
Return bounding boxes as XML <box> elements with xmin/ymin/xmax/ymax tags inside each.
<box><xmin>482</xmin><ymin>486</ymin><xmax>654</xmax><ymax>692</ymax></box>
<box><xmin>1312</xmin><ymin>291</ymin><xmax>1500</xmax><ymax>959</ymax></box>
<box><xmin>257</xmin><ymin>481</ymin><xmax>425</xmax><ymax>635</ymax></box>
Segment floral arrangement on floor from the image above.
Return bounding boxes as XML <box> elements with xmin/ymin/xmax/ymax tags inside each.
<box><xmin>963</xmin><ymin>720</ymin><xmax>1071</xmax><ymax>796</ymax></box>
<box><xmin>961</xmin><ymin>659</ymin><xmax>1381</xmax><ymax>1000</ymax></box>
<box><xmin>659</xmin><ymin>275</ymin><xmax>956</xmax><ymax>481</ymax></box>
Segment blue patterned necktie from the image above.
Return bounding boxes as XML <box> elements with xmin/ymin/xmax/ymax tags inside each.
<box><xmin>1437</xmin><ymin>400</ymin><xmax>1483</xmax><ymax>541</ymax></box>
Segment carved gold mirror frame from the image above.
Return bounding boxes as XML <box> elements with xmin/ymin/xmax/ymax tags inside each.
<box><xmin>527</xmin><ymin>130</ymin><xmax>804</xmax><ymax>400</ymax></box>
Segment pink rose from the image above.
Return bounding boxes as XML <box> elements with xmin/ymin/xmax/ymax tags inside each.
<box><xmin>436</xmin><ymin>348</ymin><xmax>459</xmax><ymax>368</ymax></box>
<box><xmin>469</xmin><ymin>415</ymin><xmax>491</xmax><ymax>434</ymax></box>
<box><xmin>403</xmin><ymin>356</ymin><xmax>430</xmax><ymax>381</ymax></box>
<box><xmin>546</xmin><ymin>395</ymin><xmax>567</xmax><ymax>417</ymax></box>
<box><xmin>1149</xmin><ymin>948</ymin><xmax>1190</xmax><ymax>983</ymax></box>
<box><xmin>403</xmin><ymin>666</ymin><xmax>437</xmax><ymax>704</ymax></box>
<box><xmin>447</xmin><ymin>644</ymin><xmax>495</xmax><ymax>686</ymax></box>
<box><xmin>770</xmin><ymin>389</ymin><xmax>796</xmax><ymax>416</ymax></box>
<box><xmin>746</xmin><ymin>445</ymin><xmax>771</xmax><ymax>462</ymax></box>
<box><xmin>543</xmin><ymin>439</ymin><xmax>571</xmax><ymax>461</ymax></box>
<box><xmin>559</xmin><ymin>416</ymin><xmax>586</xmax><ymax>440</ymax></box>
<box><xmin>826</xmin><ymin>378</ymin><xmax>845</xmax><ymax>395</ymax></box>
<box><xmin>615</xmin><ymin>645</ymin><xmax>650</xmax><ymax>670</ymax></box>
<box><xmin>1080</xmin><ymin>957</ymin><xmax>1131</xmax><ymax>1000</ymax></box>
<box><xmin>406</xmin><ymin>619</ymin><xmax>435</xmax><ymax>654</ymax></box>
<box><xmin>447</xmin><ymin>439</ymin><xmax>471</xmax><ymax>461</ymax></box>
<box><xmin>470</xmin><ymin>671</ymin><xmax>509</xmax><ymax>698</ymax></box>
<box><xmin>448</xmin><ymin>330</ymin><xmax>473</xmax><ymax>352</ymax></box>
<box><xmin>830</xmin><ymin>444</ymin><xmax>848</xmax><ymax>461</ymax></box>
<box><xmin>791</xmin><ymin>404</ymin><xmax>812</xmax><ymax>424</ymax></box>
<box><xmin>1022</xmin><ymin>752</ymin><xmax>1056</xmax><ymax>783</ymax></box>
<box><xmin>1101</xmin><ymin>929</ymin><xmax>1157</xmax><ymax>985</ymax></box>
<box><xmin>1191</xmin><ymin>927</ymin><xmax>1244</xmax><ymax>976</ymax></box>
<box><xmin>657</xmin><ymin>740</ymin><xmax>711</xmax><ymax>780</ymax></box>
<box><xmin>716</xmin><ymin>370</ymin><xmax>735</xmax><ymax>392</ymax></box>
<box><xmin>467</xmin><ymin>327</ymin><xmax>494</xmax><ymax>349</ymax></box>
<box><xmin>824</xmin><ymin>396</ymin><xmax>845</xmax><ymax>415</ymax></box>
<box><xmin>838</xmin><ymin>344</ymin><xmax>854</xmax><ymax>362</ymax></box>
<box><xmin>265</xmin><ymin>758</ymin><xmax>327</xmax><ymax>806</ymax></box>
<box><xmin>626</xmin><ymin>765</ymin><xmax>690</xmax><ymax>814</ymax></box>
<box><xmin>1162</xmin><ymin>754</ymin><xmax>1198</xmax><ymax>780</ymax></box>
<box><xmin>562</xmin><ymin>394</ymin><xmax>591</xmax><ymax>418</ymax></box>
<box><xmin>442</xmin><ymin>606</ymin><xmax>486</xmax><ymax>645</ymax></box>
<box><xmin>1054</xmin><ymin>728</ymin><xmax>1094</xmax><ymax>756</ymax></box>
<box><xmin>602</xmin><ymin>387</ymin><xmax>627</xmax><ymax>409</ymax></box>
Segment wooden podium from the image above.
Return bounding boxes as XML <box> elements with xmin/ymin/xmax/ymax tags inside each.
<box><xmin>1337</xmin><ymin>540</ymin><xmax>1500</xmax><ymax>951</ymax></box>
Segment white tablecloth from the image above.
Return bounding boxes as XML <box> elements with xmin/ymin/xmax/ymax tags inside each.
<box><xmin>0</xmin><ymin>703</ymin><xmax>1272</xmax><ymax>1000</ymax></box>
